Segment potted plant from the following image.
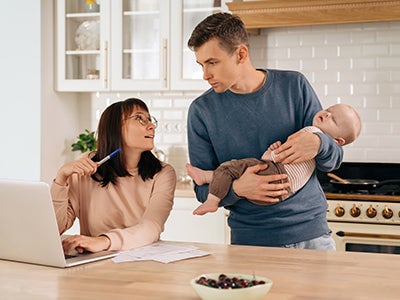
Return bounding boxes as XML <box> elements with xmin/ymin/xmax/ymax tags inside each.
<box><xmin>71</xmin><ymin>129</ymin><xmax>97</xmax><ymax>153</ymax></box>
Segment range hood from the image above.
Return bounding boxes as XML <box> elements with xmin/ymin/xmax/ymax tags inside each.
<box><xmin>226</xmin><ymin>0</ymin><xmax>400</xmax><ymax>31</ymax></box>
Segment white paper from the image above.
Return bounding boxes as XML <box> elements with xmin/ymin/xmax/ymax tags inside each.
<box><xmin>112</xmin><ymin>241</ymin><xmax>211</xmax><ymax>264</ymax></box>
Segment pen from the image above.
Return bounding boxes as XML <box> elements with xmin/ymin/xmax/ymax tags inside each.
<box><xmin>97</xmin><ymin>148</ymin><xmax>121</xmax><ymax>166</ymax></box>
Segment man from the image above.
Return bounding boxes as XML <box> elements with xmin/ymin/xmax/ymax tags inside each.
<box><xmin>186</xmin><ymin>12</ymin><xmax>342</xmax><ymax>250</ymax></box>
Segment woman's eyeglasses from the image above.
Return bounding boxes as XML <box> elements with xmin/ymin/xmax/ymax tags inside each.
<box><xmin>125</xmin><ymin>113</ymin><xmax>158</xmax><ymax>128</ymax></box>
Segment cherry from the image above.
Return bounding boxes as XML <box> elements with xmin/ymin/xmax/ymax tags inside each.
<box><xmin>195</xmin><ymin>274</ymin><xmax>266</xmax><ymax>289</ymax></box>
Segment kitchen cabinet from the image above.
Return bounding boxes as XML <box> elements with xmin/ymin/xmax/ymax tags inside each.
<box><xmin>110</xmin><ymin>0</ymin><xmax>169</xmax><ymax>91</ymax></box>
<box><xmin>56</xmin><ymin>0</ymin><xmax>110</xmax><ymax>91</ymax></box>
<box><xmin>161</xmin><ymin>196</ymin><xmax>229</xmax><ymax>244</ymax></box>
<box><xmin>169</xmin><ymin>0</ymin><xmax>227</xmax><ymax>91</ymax></box>
<box><xmin>56</xmin><ymin>0</ymin><xmax>227</xmax><ymax>92</ymax></box>
<box><xmin>226</xmin><ymin>0</ymin><xmax>400</xmax><ymax>31</ymax></box>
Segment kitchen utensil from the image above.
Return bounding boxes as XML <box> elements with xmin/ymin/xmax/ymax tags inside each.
<box><xmin>327</xmin><ymin>173</ymin><xmax>350</xmax><ymax>184</ymax></box>
<box><xmin>329</xmin><ymin>178</ymin><xmax>400</xmax><ymax>191</ymax></box>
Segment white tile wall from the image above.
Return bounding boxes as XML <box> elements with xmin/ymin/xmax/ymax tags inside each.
<box><xmin>90</xmin><ymin>21</ymin><xmax>400</xmax><ymax>175</ymax></box>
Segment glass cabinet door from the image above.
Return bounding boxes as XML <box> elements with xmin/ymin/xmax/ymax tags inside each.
<box><xmin>170</xmin><ymin>0</ymin><xmax>225</xmax><ymax>91</ymax></box>
<box><xmin>111</xmin><ymin>0</ymin><xmax>169</xmax><ymax>91</ymax></box>
<box><xmin>56</xmin><ymin>0</ymin><xmax>226</xmax><ymax>92</ymax></box>
<box><xmin>56</xmin><ymin>0</ymin><xmax>110</xmax><ymax>91</ymax></box>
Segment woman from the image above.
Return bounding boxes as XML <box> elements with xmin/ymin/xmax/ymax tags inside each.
<box><xmin>51</xmin><ymin>98</ymin><xmax>176</xmax><ymax>254</ymax></box>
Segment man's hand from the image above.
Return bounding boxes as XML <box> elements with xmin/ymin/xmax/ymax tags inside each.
<box><xmin>273</xmin><ymin>131</ymin><xmax>321</xmax><ymax>164</ymax></box>
<box><xmin>232</xmin><ymin>164</ymin><xmax>290</xmax><ymax>203</ymax></box>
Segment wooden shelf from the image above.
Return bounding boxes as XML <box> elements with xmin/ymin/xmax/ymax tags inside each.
<box><xmin>226</xmin><ymin>0</ymin><xmax>400</xmax><ymax>30</ymax></box>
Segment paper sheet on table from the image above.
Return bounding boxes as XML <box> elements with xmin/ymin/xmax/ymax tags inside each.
<box><xmin>112</xmin><ymin>241</ymin><xmax>211</xmax><ymax>264</ymax></box>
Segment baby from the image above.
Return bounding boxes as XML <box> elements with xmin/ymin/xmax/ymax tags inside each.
<box><xmin>187</xmin><ymin>103</ymin><xmax>361</xmax><ymax>215</ymax></box>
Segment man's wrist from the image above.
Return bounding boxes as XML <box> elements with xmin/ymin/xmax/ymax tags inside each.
<box><xmin>232</xmin><ymin>180</ymin><xmax>241</xmax><ymax>198</ymax></box>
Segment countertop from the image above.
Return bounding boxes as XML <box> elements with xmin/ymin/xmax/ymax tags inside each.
<box><xmin>1</xmin><ymin>242</ymin><xmax>400</xmax><ymax>299</ymax></box>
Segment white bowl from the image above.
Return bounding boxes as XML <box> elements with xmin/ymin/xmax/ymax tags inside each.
<box><xmin>190</xmin><ymin>273</ymin><xmax>273</xmax><ymax>300</ymax></box>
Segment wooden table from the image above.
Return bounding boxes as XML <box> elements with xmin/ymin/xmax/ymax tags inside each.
<box><xmin>1</xmin><ymin>242</ymin><xmax>399</xmax><ymax>299</ymax></box>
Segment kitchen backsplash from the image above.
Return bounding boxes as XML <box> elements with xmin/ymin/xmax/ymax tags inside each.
<box><xmin>89</xmin><ymin>21</ymin><xmax>400</xmax><ymax>177</ymax></box>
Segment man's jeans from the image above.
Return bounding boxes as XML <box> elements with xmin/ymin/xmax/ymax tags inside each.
<box><xmin>283</xmin><ymin>232</ymin><xmax>336</xmax><ymax>250</ymax></box>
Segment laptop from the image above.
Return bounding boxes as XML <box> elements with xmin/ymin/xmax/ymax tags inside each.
<box><xmin>0</xmin><ymin>179</ymin><xmax>118</xmax><ymax>268</ymax></box>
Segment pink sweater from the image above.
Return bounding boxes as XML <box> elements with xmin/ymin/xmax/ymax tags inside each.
<box><xmin>51</xmin><ymin>163</ymin><xmax>176</xmax><ymax>251</ymax></box>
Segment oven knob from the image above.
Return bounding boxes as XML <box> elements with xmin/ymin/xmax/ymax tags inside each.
<box><xmin>350</xmin><ymin>204</ymin><xmax>361</xmax><ymax>217</ymax></box>
<box><xmin>334</xmin><ymin>205</ymin><xmax>345</xmax><ymax>217</ymax></box>
<box><xmin>382</xmin><ymin>206</ymin><xmax>393</xmax><ymax>219</ymax></box>
<box><xmin>366</xmin><ymin>205</ymin><xmax>377</xmax><ymax>218</ymax></box>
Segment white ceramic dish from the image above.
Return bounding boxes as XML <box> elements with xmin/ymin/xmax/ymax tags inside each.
<box><xmin>190</xmin><ymin>273</ymin><xmax>272</xmax><ymax>300</ymax></box>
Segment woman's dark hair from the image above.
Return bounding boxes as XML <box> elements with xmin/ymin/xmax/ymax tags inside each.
<box><xmin>91</xmin><ymin>98</ymin><xmax>162</xmax><ymax>187</ymax></box>
<box><xmin>187</xmin><ymin>12</ymin><xmax>249</xmax><ymax>54</ymax></box>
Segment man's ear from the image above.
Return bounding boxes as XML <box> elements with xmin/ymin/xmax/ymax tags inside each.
<box><xmin>237</xmin><ymin>45</ymin><xmax>248</xmax><ymax>63</ymax></box>
<box><xmin>335</xmin><ymin>137</ymin><xmax>346</xmax><ymax>146</ymax></box>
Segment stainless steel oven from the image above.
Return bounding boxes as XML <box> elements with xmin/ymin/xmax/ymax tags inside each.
<box><xmin>319</xmin><ymin>162</ymin><xmax>400</xmax><ymax>255</ymax></box>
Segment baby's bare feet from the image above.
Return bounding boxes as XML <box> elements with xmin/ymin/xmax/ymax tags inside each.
<box><xmin>193</xmin><ymin>201</ymin><xmax>218</xmax><ymax>215</ymax></box>
<box><xmin>193</xmin><ymin>194</ymin><xmax>220</xmax><ymax>215</ymax></box>
<box><xmin>186</xmin><ymin>163</ymin><xmax>208</xmax><ymax>186</ymax></box>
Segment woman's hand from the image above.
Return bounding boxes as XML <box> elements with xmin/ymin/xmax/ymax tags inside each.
<box><xmin>232</xmin><ymin>164</ymin><xmax>290</xmax><ymax>203</ymax></box>
<box><xmin>62</xmin><ymin>235</ymin><xmax>111</xmax><ymax>254</ymax></box>
<box><xmin>54</xmin><ymin>156</ymin><xmax>98</xmax><ymax>186</ymax></box>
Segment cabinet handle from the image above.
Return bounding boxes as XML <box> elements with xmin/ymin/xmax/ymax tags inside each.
<box><xmin>336</xmin><ymin>231</ymin><xmax>400</xmax><ymax>240</ymax></box>
<box><xmin>162</xmin><ymin>39</ymin><xmax>168</xmax><ymax>88</ymax></box>
<box><xmin>103</xmin><ymin>41</ymin><xmax>108</xmax><ymax>89</ymax></box>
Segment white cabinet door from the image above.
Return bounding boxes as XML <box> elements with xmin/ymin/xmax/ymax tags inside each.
<box><xmin>56</xmin><ymin>0</ymin><xmax>111</xmax><ymax>91</ymax></box>
<box><xmin>110</xmin><ymin>0</ymin><xmax>169</xmax><ymax>91</ymax></box>
<box><xmin>161</xmin><ymin>197</ymin><xmax>229</xmax><ymax>244</ymax></box>
<box><xmin>113</xmin><ymin>0</ymin><xmax>226</xmax><ymax>91</ymax></box>
<box><xmin>169</xmin><ymin>0</ymin><xmax>227</xmax><ymax>91</ymax></box>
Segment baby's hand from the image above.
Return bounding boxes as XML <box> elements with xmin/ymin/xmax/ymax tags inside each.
<box><xmin>269</xmin><ymin>141</ymin><xmax>281</xmax><ymax>151</ymax></box>
<box><xmin>261</xmin><ymin>141</ymin><xmax>281</xmax><ymax>160</ymax></box>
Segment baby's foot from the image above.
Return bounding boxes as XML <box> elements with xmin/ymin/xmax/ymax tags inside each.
<box><xmin>193</xmin><ymin>194</ymin><xmax>220</xmax><ymax>215</ymax></box>
<box><xmin>186</xmin><ymin>163</ymin><xmax>208</xmax><ymax>186</ymax></box>
<box><xmin>193</xmin><ymin>201</ymin><xmax>218</xmax><ymax>215</ymax></box>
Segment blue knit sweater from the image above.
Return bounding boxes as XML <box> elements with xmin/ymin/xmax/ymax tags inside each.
<box><xmin>187</xmin><ymin>69</ymin><xmax>343</xmax><ymax>246</ymax></box>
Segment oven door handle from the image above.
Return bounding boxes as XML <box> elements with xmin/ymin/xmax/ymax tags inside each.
<box><xmin>336</xmin><ymin>231</ymin><xmax>400</xmax><ymax>240</ymax></box>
